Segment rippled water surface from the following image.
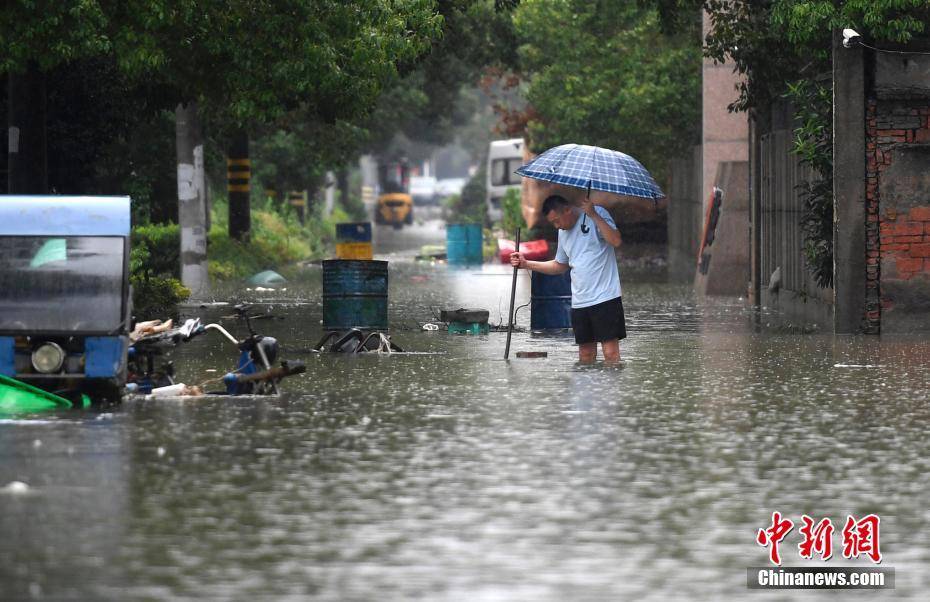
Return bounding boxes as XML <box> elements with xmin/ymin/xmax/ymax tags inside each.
<box><xmin>2</xmin><ymin>223</ymin><xmax>929</xmax><ymax>600</ymax></box>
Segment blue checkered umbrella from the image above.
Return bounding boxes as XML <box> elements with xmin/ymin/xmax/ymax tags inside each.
<box><xmin>514</xmin><ymin>143</ymin><xmax>664</xmax><ymax>200</ymax></box>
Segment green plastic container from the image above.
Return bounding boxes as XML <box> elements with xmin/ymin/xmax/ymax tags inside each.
<box><xmin>0</xmin><ymin>375</ymin><xmax>88</xmax><ymax>414</ymax></box>
<box><xmin>447</xmin><ymin>321</ymin><xmax>490</xmax><ymax>335</ymax></box>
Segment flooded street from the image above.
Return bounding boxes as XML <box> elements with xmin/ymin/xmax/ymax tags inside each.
<box><xmin>2</xmin><ymin>221</ymin><xmax>930</xmax><ymax>600</ymax></box>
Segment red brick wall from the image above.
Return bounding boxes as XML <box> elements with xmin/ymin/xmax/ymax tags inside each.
<box><xmin>867</xmin><ymin>98</ymin><xmax>930</xmax><ymax>333</ymax></box>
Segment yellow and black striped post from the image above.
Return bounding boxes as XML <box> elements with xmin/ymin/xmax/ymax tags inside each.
<box><xmin>227</xmin><ymin>131</ymin><xmax>250</xmax><ymax>240</ymax></box>
<box><xmin>287</xmin><ymin>190</ymin><xmax>307</xmax><ymax>224</ymax></box>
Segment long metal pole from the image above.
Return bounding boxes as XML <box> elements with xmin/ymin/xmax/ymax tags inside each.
<box><xmin>504</xmin><ymin>227</ymin><xmax>521</xmax><ymax>360</ymax></box>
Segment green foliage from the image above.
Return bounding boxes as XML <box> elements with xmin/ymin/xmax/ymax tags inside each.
<box><xmin>788</xmin><ymin>79</ymin><xmax>834</xmax><ymax>288</ymax></box>
<box><xmin>705</xmin><ymin>0</ymin><xmax>930</xmax><ymax>114</ymax></box>
<box><xmin>131</xmin><ymin>276</ymin><xmax>192</xmax><ymax>321</ymax></box>
<box><xmin>2</xmin><ymin>1</ymin><xmax>443</xmax><ymax>129</ymax></box>
<box><xmin>338</xmin><ymin>191</ymin><xmax>369</xmax><ymax>223</ymax></box>
<box><xmin>445</xmin><ymin>167</ymin><xmax>488</xmax><ymax>224</ymax></box>
<box><xmin>129</xmin><ymin>223</ymin><xmax>190</xmax><ymax>318</ymax></box>
<box><xmin>774</xmin><ymin>0</ymin><xmax>929</xmax><ymax>47</ymax></box>
<box><xmin>704</xmin><ymin>0</ymin><xmax>805</xmax><ymax>114</ymax></box>
<box><xmin>513</xmin><ymin>0</ymin><xmax>701</xmax><ymax>181</ymax></box>
<box><xmin>207</xmin><ymin>195</ymin><xmax>344</xmax><ymax>281</ymax></box>
<box><xmin>500</xmin><ymin>187</ymin><xmax>526</xmax><ymax>234</ymax></box>
<box><xmin>354</xmin><ymin>0</ymin><xmax>519</xmax><ymax>162</ymax></box>
<box><xmin>131</xmin><ymin>223</ymin><xmax>181</xmax><ymax>278</ymax></box>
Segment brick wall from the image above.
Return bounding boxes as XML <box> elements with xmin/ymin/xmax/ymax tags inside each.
<box><xmin>869</xmin><ymin>97</ymin><xmax>930</xmax><ymax>333</ymax></box>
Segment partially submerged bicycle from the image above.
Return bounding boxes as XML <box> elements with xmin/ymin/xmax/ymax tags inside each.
<box><xmin>128</xmin><ymin>305</ymin><xmax>305</xmax><ymax>396</ymax></box>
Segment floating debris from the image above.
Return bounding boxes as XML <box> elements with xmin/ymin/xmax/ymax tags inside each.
<box><xmin>151</xmin><ymin>383</ymin><xmax>204</xmax><ymax>397</ymax></box>
<box><xmin>246</xmin><ymin>270</ymin><xmax>287</xmax><ymax>287</ymax></box>
<box><xmin>0</xmin><ymin>481</ymin><xmax>31</xmax><ymax>495</ymax></box>
<box><xmin>198</xmin><ymin>301</ymin><xmax>230</xmax><ymax>308</ymax></box>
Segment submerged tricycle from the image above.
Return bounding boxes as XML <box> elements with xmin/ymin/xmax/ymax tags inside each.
<box><xmin>0</xmin><ymin>196</ymin><xmax>132</xmax><ymax>404</ymax></box>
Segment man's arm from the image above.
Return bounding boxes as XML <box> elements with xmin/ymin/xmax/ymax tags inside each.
<box><xmin>510</xmin><ymin>253</ymin><xmax>570</xmax><ymax>275</ymax></box>
<box><xmin>581</xmin><ymin>199</ymin><xmax>621</xmax><ymax>247</ymax></box>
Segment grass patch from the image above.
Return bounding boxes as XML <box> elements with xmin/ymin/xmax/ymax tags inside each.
<box><xmin>208</xmin><ymin>195</ymin><xmax>351</xmax><ymax>281</ymax></box>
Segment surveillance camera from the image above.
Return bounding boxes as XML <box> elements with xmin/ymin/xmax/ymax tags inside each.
<box><xmin>843</xmin><ymin>28</ymin><xmax>861</xmax><ymax>48</ymax></box>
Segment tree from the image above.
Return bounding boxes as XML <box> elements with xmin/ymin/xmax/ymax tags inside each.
<box><xmin>1</xmin><ymin>1</ymin><xmax>443</xmax><ymax>188</ymax></box>
<box><xmin>513</xmin><ymin>0</ymin><xmax>701</xmax><ymax>182</ymax></box>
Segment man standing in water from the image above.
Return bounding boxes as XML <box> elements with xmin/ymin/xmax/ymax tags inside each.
<box><xmin>510</xmin><ymin>194</ymin><xmax>626</xmax><ymax>362</ymax></box>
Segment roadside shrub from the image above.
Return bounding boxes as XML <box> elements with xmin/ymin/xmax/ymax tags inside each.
<box><xmin>500</xmin><ymin>187</ymin><xmax>526</xmax><ymax>235</ymax></box>
<box><xmin>131</xmin><ymin>223</ymin><xmax>180</xmax><ymax>277</ymax></box>
<box><xmin>339</xmin><ymin>192</ymin><xmax>369</xmax><ymax>222</ymax></box>
<box><xmin>445</xmin><ymin>168</ymin><xmax>487</xmax><ymax>224</ymax></box>
<box><xmin>129</xmin><ymin>224</ymin><xmax>190</xmax><ymax>318</ymax></box>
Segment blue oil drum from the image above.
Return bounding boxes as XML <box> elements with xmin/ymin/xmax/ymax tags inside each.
<box><xmin>446</xmin><ymin>223</ymin><xmax>483</xmax><ymax>265</ymax></box>
<box><xmin>322</xmin><ymin>260</ymin><xmax>388</xmax><ymax>330</ymax></box>
<box><xmin>531</xmin><ymin>270</ymin><xmax>572</xmax><ymax>329</ymax></box>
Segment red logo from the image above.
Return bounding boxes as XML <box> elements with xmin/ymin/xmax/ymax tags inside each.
<box><xmin>798</xmin><ymin>515</ymin><xmax>835</xmax><ymax>561</ymax></box>
<box><xmin>842</xmin><ymin>514</ymin><xmax>882</xmax><ymax>563</ymax></box>
<box><xmin>757</xmin><ymin>512</ymin><xmax>882</xmax><ymax>565</ymax></box>
<box><xmin>756</xmin><ymin>511</ymin><xmax>794</xmax><ymax>565</ymax></box>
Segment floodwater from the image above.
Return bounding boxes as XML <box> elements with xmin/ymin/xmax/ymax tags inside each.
<box><xmin>2</xmin><ymin>219</ymin><xmax>930</xmax><ymax>601</ymax></box>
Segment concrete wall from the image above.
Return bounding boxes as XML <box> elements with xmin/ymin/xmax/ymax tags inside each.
<box><xmin>694</xmin><ymin>161</ymin><xmax>750</xmax><ymax>296</ymax></box>
<box><xmin>833</xmin><ymin>32</ymin><xmax>867</xmax><ymax>333</ymax></box>
<box><xmin>702</xmin><ymin>11</ymin><xmax>748</xmax><ymax>217</ymax></box>
<box><xmin>666</xmin><ymin>145</ymin><xmax>703</xmax><ymax>281</ymax></box>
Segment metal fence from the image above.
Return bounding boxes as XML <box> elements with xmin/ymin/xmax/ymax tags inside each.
<box><xmin>759</xmin><ymin>129</ymin><xmax>821</xmax><ymax>297</ymax></box>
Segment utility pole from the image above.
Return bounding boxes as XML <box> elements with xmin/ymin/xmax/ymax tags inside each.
<box><xmin>176</xmin><ymin>102</ymin><xmax>209</xmax><ymax>298</ymax></box>
<box><xmin>227</xmin><ymin>130</ymin><xmax>251</xmax><ymax>241</ymax></box>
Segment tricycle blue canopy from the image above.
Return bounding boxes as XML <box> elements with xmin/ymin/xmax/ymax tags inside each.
<box><xmin>0</xmin><ymin>195</ymin><xmax>130</xmax><ymax>236</ymax></box>
<box><xmin>0</xmin><ymin>195</ymin><xmax>132</xmax><ymax>405</ymax></box>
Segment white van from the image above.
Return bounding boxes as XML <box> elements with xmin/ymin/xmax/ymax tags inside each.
<box><xmin>486</xmin><ymin>138</ymin><xmax>524</xmax><ymax>222</ymax></box>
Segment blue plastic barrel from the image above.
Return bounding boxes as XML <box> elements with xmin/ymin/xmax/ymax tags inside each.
<box><xmin>322</xmin><ymin>260</ymin><xmax>388</xmax><ymax>330</ymax></box>
<box><xmin>531</xmin><ymin>271</ymin><xmax>572</xmax><ymax>329</ymax></box>
<box><xmin>446</xmin><ymin>223</ymin><xmax>483</xmax><ymax>265</ymax></box>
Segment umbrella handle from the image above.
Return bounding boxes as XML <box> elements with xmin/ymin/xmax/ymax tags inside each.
<box><xmin>582</xmin><ymin>182</ymin><xmax>592</xmax><ymax>230</ymax></box>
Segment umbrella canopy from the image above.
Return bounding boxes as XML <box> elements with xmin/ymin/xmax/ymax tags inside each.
<box><xmin>515</xmin><ymin>144</ymin><xmax>664</xmax><ymax>200</ymax></box>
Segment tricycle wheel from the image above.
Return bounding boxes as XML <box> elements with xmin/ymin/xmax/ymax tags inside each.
<box><xmin>83</xmin><ymin>381</ymin><xmax>124</xmax><ymax>406</ymax></box>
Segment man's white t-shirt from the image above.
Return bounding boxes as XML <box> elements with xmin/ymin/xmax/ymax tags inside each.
<box><xmin>554</xmin><ymin>206</ymin><xmax>621</xmax><ymax>308</ymax></box>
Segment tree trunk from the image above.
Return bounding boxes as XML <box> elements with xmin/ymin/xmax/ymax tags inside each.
<box><xmin>338</xmin><ymin>167</ymin><xmax>350</xmax><ymax>210</ymax></box>
<box><xmin>324</xmin><ymin>170</ymin><xmax>336</xmax><ymax>216</ymax></box>
<box><xmin>227</xmin><ymin>130</ymin><xmax>251</xmax><ymax>241</ymax></box>
<box><xmin>7</xmin><ymin>63</ymin><xmax>48</xmax><ymax>194</ymax></box>
<box><xmin>176</xmin><ymin>102</ymin><xmax>209</xmax><ymax>298</ymax></box>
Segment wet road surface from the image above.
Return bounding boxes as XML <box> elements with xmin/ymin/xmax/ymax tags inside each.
<box><xmin>2</xmin><ymin>221</ymin><xmax>930</xmax><ymax>600</ymax></box>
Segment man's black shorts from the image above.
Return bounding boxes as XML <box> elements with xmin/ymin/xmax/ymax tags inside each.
<box><xmin>571</xmin><ymin>296</ymin><xmax>627</xmax><ymax>345</ymax></box>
